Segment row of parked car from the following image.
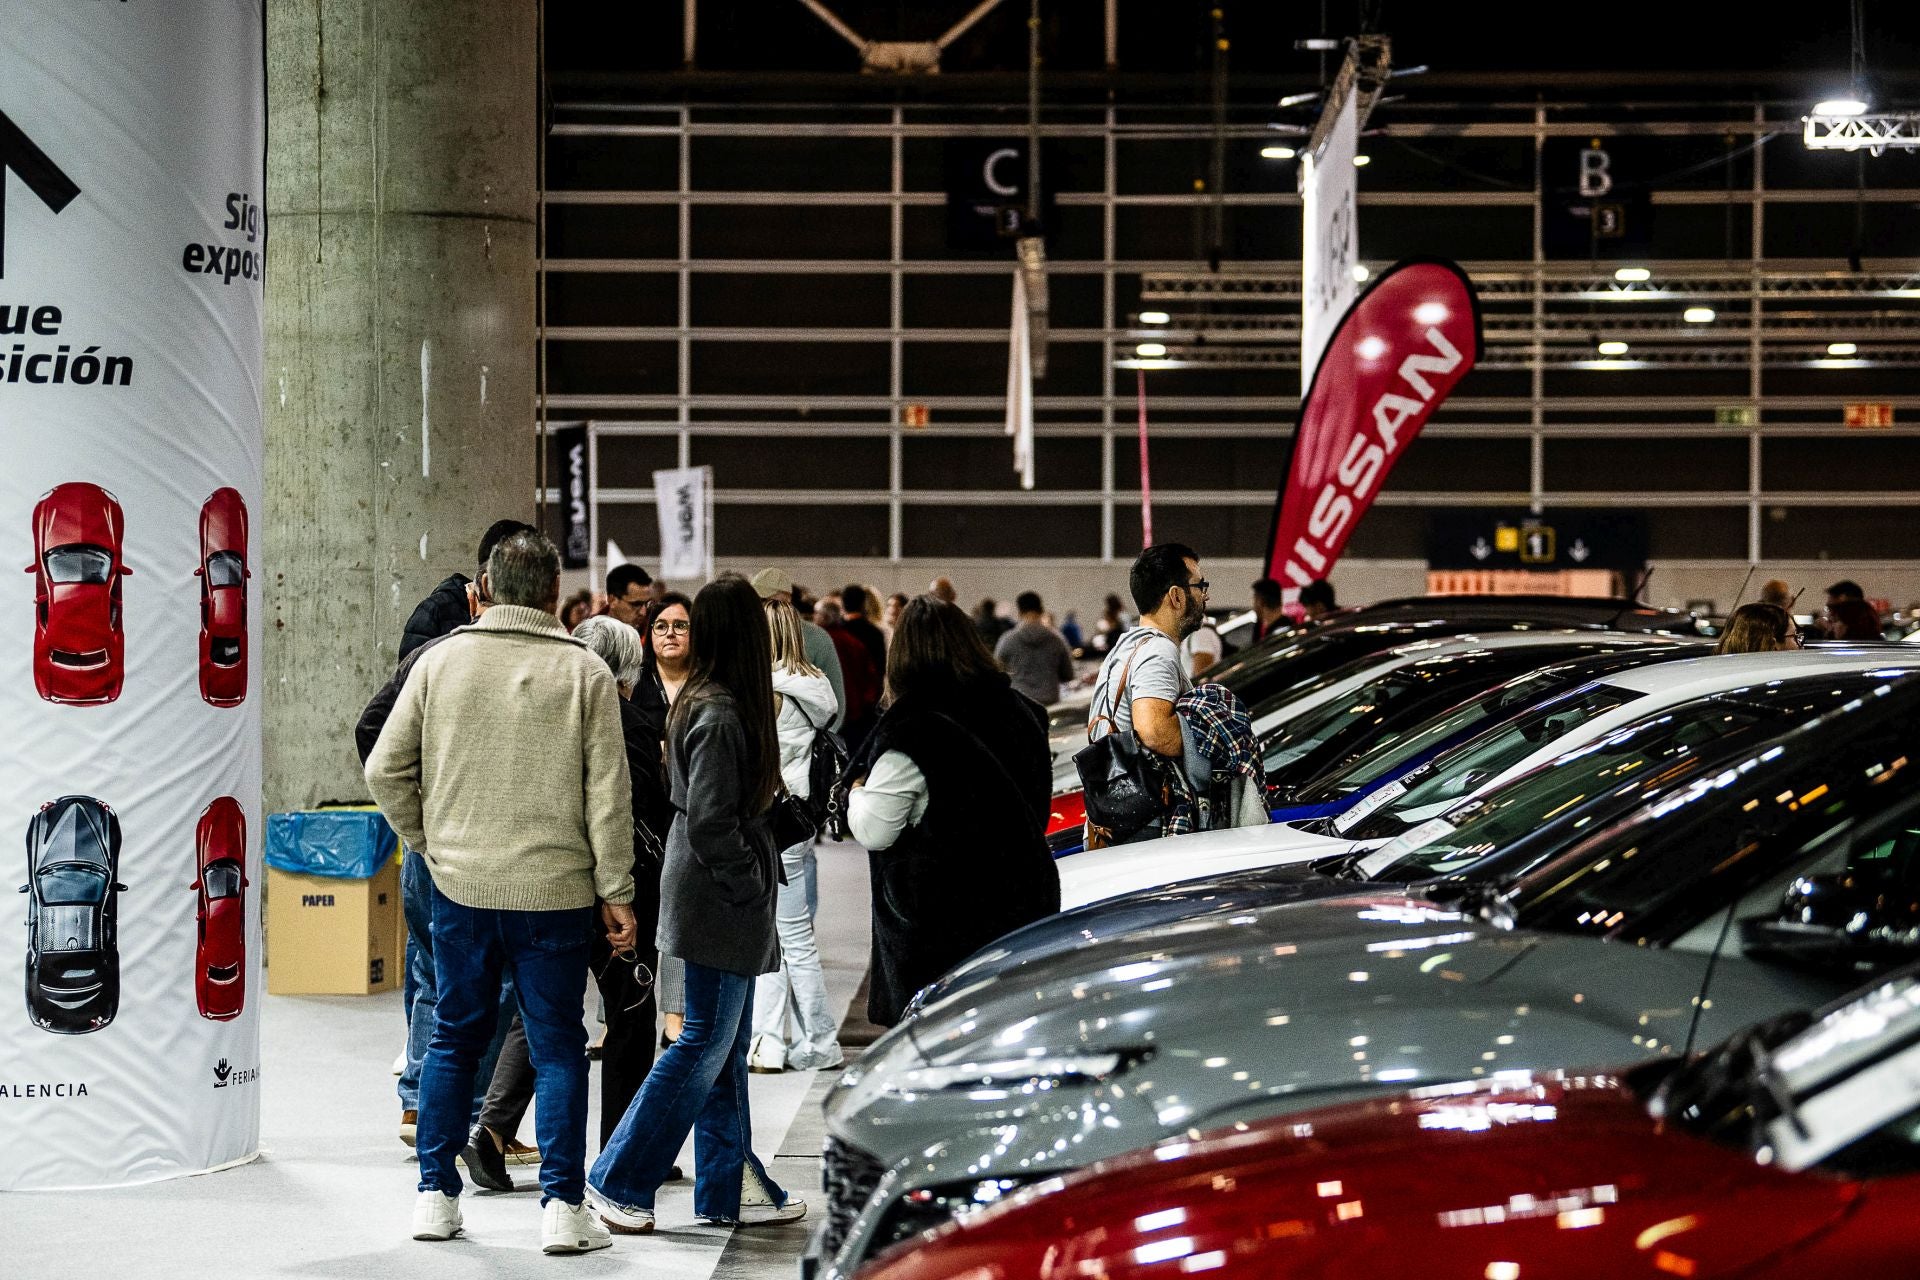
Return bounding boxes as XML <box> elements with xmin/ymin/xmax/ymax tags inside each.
<box><xmin>810</xmin><ymin>594</ymin><xmax>1920</xmax><ymax>1280</ymax></box>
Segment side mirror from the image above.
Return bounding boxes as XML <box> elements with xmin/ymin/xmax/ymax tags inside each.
<box><xmin>1741</xmin><ymin>870</ymin><xmax>1920</xmax><ymax>975</ymax></box>
<box><xmin>193</xmin><ymin>566</ymin><xmax>204</xmax><ymax>577</ymax></box>
<box><xmin>113</xmin><ymin>882</ymin><xmax>128</xmax><ymax>893</ymax></box>
<box><xmin>120</xmin><ymin>565</ymin><xmax>133</xmax><ymax>576</ymax></box>
<box><xmin>189</xmin><ymin>880</ymin><xmax>201</xmax><ymax>892</ymax></box>
<box><xmin>16</xmin><ymin>885</ymin><xmax>27</xmax><ymax>893</ymax></box>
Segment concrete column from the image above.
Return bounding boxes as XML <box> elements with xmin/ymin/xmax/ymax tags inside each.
<box><xmin>264</xmin><ymin>0</ymin><xmax>536</xmax><ymax>811</ymax></box>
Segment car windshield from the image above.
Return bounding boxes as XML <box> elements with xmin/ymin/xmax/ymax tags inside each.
<box><xmin>203</xmin><ymin>860</ymin><xmax>243</xmax><ymax>900</ymax></box>
<box><xmin>1352</xmin><ymin>703</ymin><xmax>1774</xmax><ymax>880</ymax></box>
<box><xmin>206</xmin><ymin>550</ymin><xmax>245</xmax><ymax>588</ymax></box>
<box><xmin>44</xmin><ymin>544</ymin><xmax>113</xmax><ymax>585</ymax></box>
<box><xmin>1262</xmin><ymin>667</ymin><xmax>1430</xmax><ymax>774</ymax></box>
<box><xmin>1338</xmin><ymin>683</ymin><xmax>1638</xmax><ymax>840</ymax></box>
<box><xmin>39</xmin><ymin>866</ymin><xmax>108</xmax><ymax>905</ymax></box>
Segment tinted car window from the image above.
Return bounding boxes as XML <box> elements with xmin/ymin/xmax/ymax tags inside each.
<box><xmin>1341</xmin><ymin>683</ymin><xmax>1638</xmax><ymax>839</ymax></box>
<box><xmin>40</xmin><ymin>867</ymin><xmax>108</xmax><ymax>905</ymax></box>
<box><xmin>206</xmin><ymin>550</ymin><xmax>245</xmax><ymax>588</ymax></box>
<box><xmin>1508</xmin><ymin>694</ymin><xmax>1919</xmax><ymax>944</ymax></box>
<box><xmin>203</xmin><ymin>861</ymin><xmax>243</xmax><ymax>900</ymax></box>
<box><xmin>45</xmin><ymin>545</ymin><xmax>113</xmax><ymax>585</ymax></box>
<box><xmin>1359</xmin><ymin>704</ymin><xmax>1773</xmax><ymax>879</ymax></box>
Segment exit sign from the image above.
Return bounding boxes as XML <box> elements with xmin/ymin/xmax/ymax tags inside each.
<box><xmin>1844</xmin><ymin>402</ymin><xmax>1894</xmax><ymax>428</ymax></box>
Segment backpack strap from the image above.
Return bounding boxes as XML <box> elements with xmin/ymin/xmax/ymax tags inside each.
<box><xmin>1087</xmin><ymin>630</ymin><xmax>1151</xmax><ymax>743</ymax></box>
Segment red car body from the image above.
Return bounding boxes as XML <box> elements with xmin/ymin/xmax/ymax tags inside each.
<box><xmin>858</xmin><ymin>1072</ymin><xmax>1920</xmax><ymax>1280</ymax></box>
<box><xmin>192</xmin><ymin>796</ymin><xmax>248</xmax><ymax>1021</ymax></box>
<box><xmin>197</xmin><ymin>487</ymin><xmax>249</xmax><ymax>706</ymax></box>
<box><xmin>1047</xmin><ymin>789</ymin><xmax>1086</xmax><ymax>841</ymax></box>
<box><xmin>27</xmin><ymin>483</ymin><xmax>130</xmax><ymax>705</ymax></box>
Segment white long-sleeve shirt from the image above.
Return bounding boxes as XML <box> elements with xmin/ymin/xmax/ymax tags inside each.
<box><xmin>847</xmin><ymin>749</ymin><xmax>929</xmax><ymax>851</ymax></box>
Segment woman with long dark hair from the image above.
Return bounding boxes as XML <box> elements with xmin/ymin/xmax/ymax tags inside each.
<box><xmin>635</xmin><ymin>591</ymin><xmax>694</xmax><ymax>1043</ymax></box>
<box><xmin>847</xmin><ymin>595</ymin><xmax>1057</xmax><ymax>1027</ymax></box>
<box><xmin>589</xmin><ymin>575</ymin><xmax>803</xmax><ymax>1233</ymax></box>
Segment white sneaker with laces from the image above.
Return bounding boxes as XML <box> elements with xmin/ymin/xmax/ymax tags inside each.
<box><xmin>542</xmin><ymin>1199</ymin><xmax>613</xmax><ymax>1254</ymax></box>
<box><xmin>732</xmin><ymin>1162</ymin><xmax>808</xmax><ymax>1226</ymax></box>
<box><xmin>411</xmin><ymin>1190</ymin><xmax>463</xmax><ymax>1241</ymax></box>
<box><xmin>588</xmin><ymin>1185</ymin><xmax>655</xmax><ymax>1234</ymax></box>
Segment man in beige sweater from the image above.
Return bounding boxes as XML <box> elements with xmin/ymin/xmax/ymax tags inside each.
<box><xmin>365</xmin><ymin>530</ymin><xmax>636</xmax><ymax>1256</ymax></box>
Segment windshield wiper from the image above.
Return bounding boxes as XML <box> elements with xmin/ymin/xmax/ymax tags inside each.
<box><xmin>1425</xmin><ymin>878</ymin><xmax>1516</xmax><ymax>926</ymax></box>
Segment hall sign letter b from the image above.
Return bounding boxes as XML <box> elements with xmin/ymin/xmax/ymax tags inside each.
<box><xmin>1577</xmin><ymin>146</ymin><xmax>1612</xmax><ymax>198</ymax></box>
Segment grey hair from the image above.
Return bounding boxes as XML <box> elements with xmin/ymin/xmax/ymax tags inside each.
<box><xmin>484</xmin><ymin>530</ymin><xmax>561</xmax><ymax>609</ymax></box>
<box><xmin>573</xmin><ymin>614</ymin><xmax>645</xmax><ymax>685</ymax></box>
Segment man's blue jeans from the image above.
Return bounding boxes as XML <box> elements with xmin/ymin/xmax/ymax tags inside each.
<box><xmin>416</xmin><ymin>880</ymin><xmax>594</xmax><ymax>1205</ymax></box>
<box><xmin>590</xmin><ymin>959</ymin><xmax>787</xmax><ymax>1222</ymax></box>
<box><xmin>397</xmin><ymin>849</ymin><xmax>512</xmax><ymax>1114</ymax></box>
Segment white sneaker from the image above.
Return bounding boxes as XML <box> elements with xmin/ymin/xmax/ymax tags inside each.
<box><xmin>391</xmin><ymin>1049</ymin><xmax>406</xmax><ymax>1076</ymax></box>
<box><xmin>411</xmin><ymin>1189</ymin><xmax>463</xmax><ymax>1241</ymax></box>
<box><xmin>735</xmin><ymin>1162</ymin><xmax>808</xmax><ymax>1226</ymax></box>
<box><xmin>747</xmin><ymin>1032</ymin><xmax>787</xmax><ymax>1074</ymax></box>
<box><xmin>588</xmin><ymin>1185</ymin><xmax>655</xmax><ymax>1235</ymax></box>
<box><xmin>542</xmin><ymin>1199</ymin><xmax>613</xmax><ymax>1254</ymax></box>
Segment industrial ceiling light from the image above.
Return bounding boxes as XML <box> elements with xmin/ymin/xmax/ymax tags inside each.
<box><xmin>1352</xmin><ymin>154</ymin><xmax>1371</xmax><ymax>167</ymax></box>
<box><xmin>1135</xmin><ymin>342</ymin><xmax>1168</xmax><ymax>357</ymax></box>
<box><xmin>1597</xmin><ymin>340</ymin><xmax>1630</xmax><ymax>356</ymax></box>
<box><xmin>1351</xmin><ymin>264</ymin><xmax>1370</xmax><ymax>282</ymax></box>
<box><xmin>1814</xmin><ymin>95</ymin><xmax>1870</xmax><ymax>116</ymax></box>
<box><xmin>1683</xmin><ymin>307</ymin><xmax>1717</xmax><ymax>323</ymax></box>
<box><xmin>1260</xmin><ymin>145</ymin><xmax>1297</xmax><ymax>160</ymax></box>
<box><xmin>1614</xmin><ymin>267</ymin><xmax>1652</xmax><ymax>283</ymax></box>
<box><xmin>1139</xmin><ymin>311</ymin><xmax>1171</xmax><ymax>325</ymax></box>
<box><xmin>1828</xmin><ymin>341</ymin><xmax>1859</xmax><ymax>356</ymax></box>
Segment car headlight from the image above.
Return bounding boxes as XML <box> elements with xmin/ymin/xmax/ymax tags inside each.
<box><xmin>874</xmin><ymin>1174</ymin><xmax>1061</xmax><ymax>1251</ymax></box>
<box><xmin>881</xmin><ymin>1051</ymin><xmax>1139</xmax><ymax>1097</ymax></box>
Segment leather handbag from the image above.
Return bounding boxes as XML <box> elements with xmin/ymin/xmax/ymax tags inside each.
<box><xmin>768</xmin><ymin>785</ymin><xmax>817</xmax><ymax>853</ymax></box>
<box><xmin>1072</xmin><ymin>636</ymin><xmax>1173</xmax><ymax>849</ymax></box>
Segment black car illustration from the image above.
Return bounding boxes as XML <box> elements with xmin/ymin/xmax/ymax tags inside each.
<box><xmin>20</xmin><ymin>796</ymin><xmax>125</xmax><ymax>1034</ymax></box>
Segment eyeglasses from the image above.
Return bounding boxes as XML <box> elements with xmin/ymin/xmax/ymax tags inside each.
<box><xmin>651</xmin><ymin>620</ymin><xmax>691</xmax><ymax>635</ymax></box>
<box><xmin>595</xmin><ymin>948</ymin><xmax>656</xmax><ymax>1013</ymax></box>
<box><xmin>1185</xmin><ymin>579</ymin><xmax>1210</xmax><ymax>595</ymax></box>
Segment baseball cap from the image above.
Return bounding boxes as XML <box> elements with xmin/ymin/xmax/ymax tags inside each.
<box><xmin>750</xmin><ymin>567</ymin><xmax>793</xmax><ymax>599</ymax></box>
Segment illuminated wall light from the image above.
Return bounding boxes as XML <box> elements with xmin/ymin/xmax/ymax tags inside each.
<box><xmin>1352</xmin><ymin>154</ymin><xmax>1371</xmax><ymax>167</ymax></box>
<box><xmin>1682</xmin><ymin>307</ymin><xmax>1716</xmax><ymax>323</ymax></box>
<box><xmin>1485</xmin><ymin>1265</ymin><xmax>1521</xmax><ymax>1280</ymax></box>
<box><xmin>1139</xmin><ymin>311</ymin><xmax>1171</xmax><ymax>325</ymax></box>
<box><xmin>1828</xmin><ymin>342</ymin><xmax>1858</xmax><ymax>356</ymax></box>
<box><xmin>1613</xmin><ymin>267</ymin><xmax>1652</xmax><ymax>282</ymax></box>
<box><xmin>1135</xmin><ymin>342</ymin><xmax>1167</xmax><ymax>357</ymax></box>
<box><xmin>1596</xmin><ymin>340</ymin><xmax>1630</xmax><ymax>356</ymax></box>
<box><xmin>1260</xmin><ymin>145</ymin><xmax>1297</xmax><ymax>160</ymax></box>
<box><xmin>1351</xmin><ymin>263</ymin><xmax>1371</xmax><ymax>282</ymax></box>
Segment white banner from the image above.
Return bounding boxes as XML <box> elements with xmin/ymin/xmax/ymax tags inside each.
<box><xmin>1300</xmin><ymin>89</ymin><xmax>1359</xmax><ymax>393</ymax></box>
<box><xmin>652</xmin><ymin>466</ymin><xmax>711</xmax><ymax>582</ymax></box>
<box><xmin>1005</xmin><ymin>267</ymin><xmax>1035</xmax><ymax>490</ymax></box>
<box><xmin>0</xmin><ymin>3</ymin><xmax>265</xmax><ymax>1188</ymax></box>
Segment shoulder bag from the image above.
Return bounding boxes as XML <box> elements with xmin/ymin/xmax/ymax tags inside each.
<box><xmin>1072</xmin><ymin>632</ymin><xmax>1174</xmax><ymax>849</ymax></box>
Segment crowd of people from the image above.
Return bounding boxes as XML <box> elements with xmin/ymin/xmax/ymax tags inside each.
<box><xmin>357</xmin><ymin>529</ymin><xmax>1060</xmax><ymax>1254</ymax></box>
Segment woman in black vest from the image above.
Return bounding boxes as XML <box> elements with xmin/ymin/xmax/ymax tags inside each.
<box><xmin>847</xmin><ymin>595</ymin><xmax>1057</xmax><ymax>1026</ymax></box>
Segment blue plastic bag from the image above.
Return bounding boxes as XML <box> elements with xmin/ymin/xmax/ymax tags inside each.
<box><xmin>264</xmin><ymin>809</ymin><xmax>398</xmax><ymax>880</ymax></box>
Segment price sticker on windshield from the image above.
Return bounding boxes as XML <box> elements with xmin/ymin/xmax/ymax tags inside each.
<box><xmin>1335</xmin><ymin>779</ymin><xmax>1406</xmax><ymax>834</ymax></box>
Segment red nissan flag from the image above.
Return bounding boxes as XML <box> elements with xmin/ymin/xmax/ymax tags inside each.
<box><xmin>1266</xmin><ymin>259</ymin><xmax>1484</xmax><ymax>589</ymax></box>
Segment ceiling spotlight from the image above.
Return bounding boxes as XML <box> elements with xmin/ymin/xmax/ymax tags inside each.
<box><xmin>1683</xmin><ymin>307</ymin><xmax>1717</xmax><ymax>323</ymax></box>
<box><xmin>1278</xmin><ymin>91</ymin><xmax>1322</xmax><ymax>108</ymax></box>
<box><xmin>1597</xmin><ymin>340</ymin><xmax>1630</xmax><ymax>356</ymax></box>
<box><xmin>1351</xmin><ymin>264</ymin><xmax>1371</xmax><ymax>283</ymax></box>
<box><xmin>1828</xmin><ymin>342</ymin><xmax>1858</xmax><ymax>356</ymax></box>
<box><xmin>1613</xmin><ymin>267</ymin><xmax>1652</xmax><ymax>283</ymax></box>
<box><xmin>1139</xmin><ymin>311</ymin><xmax>1171</xmax><ymax>325</ymax></box>
<box><xmin>1813</xmin><ymin>95</ymin><xmax>1869</xmax><ymax>117</ymax></box>
<box><xmin>1135</xmin><ymin>342</ymin><xmax>1167</xmax><ymax>358</ymax></box>
<box><xmin>1260</xmin><ymin>145</ymin><xmax>1297</xmax><ymax>160</ymax></box>
<box><xmin>1352</xmin><ymin>154</ymin><xmax>1371</xmax><ymax>167</ymax></box>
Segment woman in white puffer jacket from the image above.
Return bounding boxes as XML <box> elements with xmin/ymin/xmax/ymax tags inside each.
<box><xmin>748</xmin><ymin>598</ymin><xmax>845</xmax><ymax>1073</ymax></box>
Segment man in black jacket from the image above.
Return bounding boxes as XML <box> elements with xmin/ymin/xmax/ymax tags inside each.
<box><xmin>397</xmin><ymin>519</ymin><xmax>535</xmax><ymax>661</ymax></box>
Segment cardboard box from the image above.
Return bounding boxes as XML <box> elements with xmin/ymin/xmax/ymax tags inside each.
<box><xmin>266</xmin><ymin>856</ymin><xmax>401</xmax><ymax>995</ymax></box>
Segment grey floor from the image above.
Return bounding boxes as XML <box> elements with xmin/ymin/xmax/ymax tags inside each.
<box><xmin>0</xmin><ymin>841</ymin><xmax>873</xmax><ymax>1278</ymax></box>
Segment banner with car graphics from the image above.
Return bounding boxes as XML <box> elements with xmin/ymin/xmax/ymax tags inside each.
<box><xmin>0</xmin><ymin>3</ymin><xmax>264</xmax><ymax>1188</ymax></box>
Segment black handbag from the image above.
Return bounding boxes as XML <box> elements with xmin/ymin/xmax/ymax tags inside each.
<box><xmin>768</xmin><ymin>786</ymin><xmax>817</xmax><ymax>853</ymax></box>
<box><xmin>1072</xmin><ymin>636</ymin><xmax>1174</xmax><ymax>848</ymax></box>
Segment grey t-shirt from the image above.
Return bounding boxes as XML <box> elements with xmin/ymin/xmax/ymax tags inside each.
<box><xmin>1087</xmin><ymin>626</ymin><xmax>1189</xmax><ymax>741</ymax></box>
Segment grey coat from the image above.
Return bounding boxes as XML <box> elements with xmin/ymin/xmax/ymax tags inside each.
<box><xmin>656</xmin><ymin>686</ymin><xmax>781</xmax><ymax>977</ymax></box>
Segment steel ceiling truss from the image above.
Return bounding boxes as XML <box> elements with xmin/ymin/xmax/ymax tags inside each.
<box><xmin>1803</xmin><ymin>113</ymin><xmax>1920</xmax><ymax>154</ymax></box>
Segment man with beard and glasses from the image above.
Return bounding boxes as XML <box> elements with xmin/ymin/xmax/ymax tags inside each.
<box><xmin>1084</xmin><ymin>543</ymin><xmax>1209</xmax><ymax>844</ymax></box>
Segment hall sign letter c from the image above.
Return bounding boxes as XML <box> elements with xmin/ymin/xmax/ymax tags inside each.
<box><xmin>984</xmin><ymin>147</ymin><xmax>1020</xmax><ymax>196</ymax></box>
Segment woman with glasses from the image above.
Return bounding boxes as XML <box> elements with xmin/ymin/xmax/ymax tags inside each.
<box><xmin>636</xmin><ymin>592</ymin><xmax>694</xmax><ymax>1044</ymax></box>
<box><xmin>571</xmin><ymin>616</ymin><xmax>672</xmax><ymax>1149</ymax></box>
<box><xmin>747</xmin><ymin>598</ymin><xmax>843</xmax><ymax>1074</ymax></box>
<box><xmin>1714</xmin><ymin>601</ymin><xmax>1799</xmax><ymax>655</ymax></box>
<box><xmin>591</xmin><ymin>575</ymin><xmax>803</xmax><ymax>1233</ymax></box>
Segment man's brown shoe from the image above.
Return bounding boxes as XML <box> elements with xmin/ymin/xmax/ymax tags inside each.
<box><xmin>400</xmin><ymin>1109</ymin><xmax>418</xmax><ymax>1147</ymax></box>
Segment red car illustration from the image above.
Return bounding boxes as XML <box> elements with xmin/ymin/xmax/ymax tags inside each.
<box><xmin>27</xmin><ymin>483</ymin><xmax>130</xmax><ymax>705</ymax></box>
<box><xmin>197</xmin><ymin>487</ymin><xmax>249</xmax><ymax>707</ymax></box>
<box><xmin>191</xmin><ymin>797</ymin><xmax>247</xmax><ymax>1021</ymax></box>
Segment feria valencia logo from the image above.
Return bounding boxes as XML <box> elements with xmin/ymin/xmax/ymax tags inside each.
<box><xmin>213</xmin><ymin>1058</ymin><xmax>259</xmax><ymax>1089</ymax></box>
